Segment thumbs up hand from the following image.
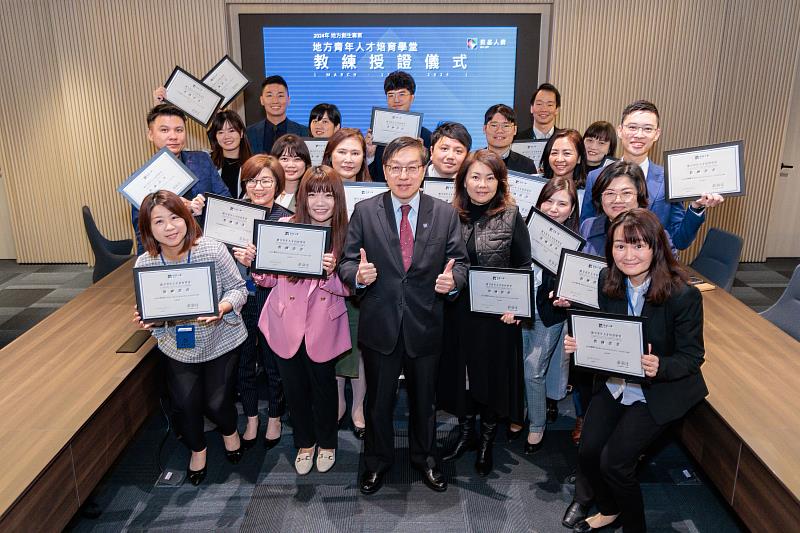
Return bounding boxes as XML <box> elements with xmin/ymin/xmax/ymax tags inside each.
<box><xmin>356</xmin><ymin>247</ymin><xmax>378</xmax><ymax>286</ymax></box>
<box><xmin>435</xmin><ymin>258</ymin><xmax>456</xmax><ymax>294</ymax></box>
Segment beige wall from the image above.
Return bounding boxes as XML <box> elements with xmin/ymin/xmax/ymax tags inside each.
<box><xmin>0</xmin><ymin>0</ymin><xmax>797</xmax><ymax>262</ymax></box>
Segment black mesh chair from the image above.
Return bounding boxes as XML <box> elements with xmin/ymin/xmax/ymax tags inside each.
<box><xmin>760</xmin><ymin>265</ymin><xmax>800</xmax><ymax>341</ymax></box>
<box><xmin>82</xmin><ymin>206</ymin><xmax>134</xmax><ymax>283</ymax></box>
<box><xmin>689</xmin><ymin>228</ymin><xmax>743</xmax><ymax>292</ymax></box>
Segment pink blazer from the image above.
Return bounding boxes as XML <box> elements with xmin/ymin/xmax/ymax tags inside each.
<box><xmin>254</xmin><ymin>272</ymin><xmax>351</xmax><ymax>362</ymax></box>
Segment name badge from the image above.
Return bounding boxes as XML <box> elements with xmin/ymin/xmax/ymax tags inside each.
<box><xmin>176</xmin><ymin>324</ymin><xmax>196</xmax><ymax>349</ymax></box>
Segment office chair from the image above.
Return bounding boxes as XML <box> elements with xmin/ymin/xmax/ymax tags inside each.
<box><xmin>760</xmin><ymin>265</ymin><xmax>800</xmax><ymax>341</ymax></box>
<box><xmin>689</xmin><ymin>228</ymin><xmax>743</xmax><ymax>292</ymax></box>
<box><xmin>81</xmin><ymin>206</ymin><xmax>134</xmax><ymax>283</ymax></box>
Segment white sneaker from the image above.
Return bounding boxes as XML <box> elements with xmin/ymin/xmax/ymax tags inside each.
<box><xmin>316</xmin><ymin>448</ymin><xmax>336</xmax><ymax>473</ymax></box>
<box><xmin>295</xmin><ymin>449</ymin><xmax>314</xmax><ymax>475</ymax></box>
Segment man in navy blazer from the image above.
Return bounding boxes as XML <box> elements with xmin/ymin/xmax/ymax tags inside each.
<box><xmin>130</xmin><ymin>104</ymin><xmax>231</xmax><ymax>253</ymax></box>
<box><xmin>246</xmin><ymin>75</ymin><xmax>309</xmax><ymax>154</ymax></box>
<box><xmin>580</xmin><ymin>100</ymin><xmax>723</xmax><ymax>250</ymax></box>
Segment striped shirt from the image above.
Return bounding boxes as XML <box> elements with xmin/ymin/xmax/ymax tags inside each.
<box><xmin>135</xmin><ymin>236</ymin><xmax>248</xmax><ymax>363</ymax></box>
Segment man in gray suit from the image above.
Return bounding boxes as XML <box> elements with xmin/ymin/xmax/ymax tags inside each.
<box><xmin>339</xmin><ymin>137</ymin><xmax>469</xmax><ymax>495</ymax></box>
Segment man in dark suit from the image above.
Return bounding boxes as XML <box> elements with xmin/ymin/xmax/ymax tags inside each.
<box><xmin>246</xmin><ymin>75</ymin><xmax>309</xmax><ymax>154</ymax></box>
<box><xmin>366</xmin><ymin>71</ymin><xmax>432</xmax><ymax>182</ymax></box>
<box><xmin>516</xmin><ymin>82</ymin><xmax>563</xmax><ymax>140</ymax></box>
<box><xmin>483</xmin><ymin>104</ymin><xmax>538</xmax><ymax>174</ymax></box>
<box><xmin>339</xmin><ymin>137</ymin><xmax>469</xmax><ymax>495</ymax></box>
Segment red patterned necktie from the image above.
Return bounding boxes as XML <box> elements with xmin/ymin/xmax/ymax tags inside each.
<box><xmin>399</xmin><ymin>204</ymin><xmax>413</xmax><ymax>271</ymax></box>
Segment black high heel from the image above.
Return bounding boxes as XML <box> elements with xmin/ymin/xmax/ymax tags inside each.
<box><xmin>241</xmin><ymin>420</ymin><xmax>259</xmax><ymax>450</ymax></box>
<box><xmin>187</xmin><ymin>466</ymin><xmax>207</xmax><ymax>486</ymax></box>
<box><xmin>225</xmin><ymin>446</ymin><xmax>244</xmax><ymax>464</ymax></box>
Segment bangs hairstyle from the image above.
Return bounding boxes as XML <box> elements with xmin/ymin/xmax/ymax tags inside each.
<box><xmin>240</xmin><ymin>154</ymin><xmax>285</xmax><ymax>197</ymax></box>
<box><xmin>453</xmin><ymin>149</ymin><xmax>512</xmax><ymax>222</ymax></box>
<box><xmin>591</xmin><ymin>160</ymin><xmax>648</xmax><ymax>214</ymax></box>
<box><xmin>484</xmin><ymin>104</ymin><xmax>516</xmax><ymax>125</ymax></box>
<box><xmin>270</xmin><ymin>134</ymin><xmax>312</xmax><ymax>167</ymax></box>
<box><xmin>603</xmin><ymin>209</ymin><xmax>688</xmax><ymax>304</ymax></box>
<box><xmin>208</xmin><ymin>110</ymin><xmax>252</xmax><ymax>168</ymax></box>
<box><xmin>541</xmin><ymin>129</ymin><xmax>588</xmax><ymax>188</ymax></box>
<box><xmin>384</xmin><ymin>70</ymin><xmax>416</xmax><ymax>94</ymax></box>
<box><xmin>292</xmin><ymin>166</ymin><xmax>348</xmax><ymax>259</ymax></box>
<box><xmin>322</xmin><ymin>128</ymin><xmax>372</xmax><ymax>182</ymax></box>
<box><xmin>583</xmin><ymin>121</ymin><xmax>617</xmax><ymax>159</ymax></box>
<box><xmin>308</xmin><ymin>103</ymin><xmax>342</xmax><ymax>128</ymax></box>
<box><xmin>535</xmin><ymin>176</ymin><xmax>580</xmax><ymax>232</ymax></box>
<box><xmin>138</xmin><ymin>190</ymin><xmax>202</xmax><ymax>257</ymax></box>
<box><xmin>431</xmin><ymin>121</ymin><xmax>472</xmax><ymax>151</ymax></box>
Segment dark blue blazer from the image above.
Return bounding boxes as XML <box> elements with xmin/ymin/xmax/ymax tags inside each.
<box><xmin>131</xmin><ymin>150</ymin><xmax>232</xmax><ymax>254</ymax></box>
<box><xmin>580</xmin><ymin>161</ymin><xmax>704</xmax><ymax>250</ymax></box>
<box><xmin>246</xmin><ymin>118</ymin><xmax>309</xmax><ymax>154</ymax></box>
<box><xmin>368</xmin><ymin>126</ymin><xmax>432</xmax><ymax>183</ymax></box>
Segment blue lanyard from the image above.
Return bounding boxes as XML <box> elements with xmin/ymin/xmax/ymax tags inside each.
<box><xmin>159</xmin><ymin>250</ymin><xmax>191</xmax><ymax>265</ymax></box>
<box><xmin>625</xmin><ymin>284</ymin><xmax>638</xmax><ymax>316</ymax></box>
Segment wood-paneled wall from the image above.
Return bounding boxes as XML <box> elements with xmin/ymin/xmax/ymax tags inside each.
<box><xmin>551</xmin><ymin>0</ymin><xmax>800</xmax><ymax>262</ymax></box>
<box><xmin>0</xmin><ymin>0</ymin><xmax>797</xmax><ymax>262</ymax></box>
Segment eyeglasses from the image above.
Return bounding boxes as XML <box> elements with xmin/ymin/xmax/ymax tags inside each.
<box><xmin>621</xmin><ymin>124</ymin><xmax>657</xmax><ymax>136</ymax></box>
<box><xmin>245</xmin><ymin>178</ymin><xmax>276</xmax><ymax>188</ymax></box>
<box><xmin>385</xmin><ymin>164</ymin><xmax>422</xmax><ymax>177</ymax></box>
<box><xmin>487</xmin><ymin>122</ymin><xmax>514</xmax><ymax>131</ymax></box>
<box><xmin>602</xmin><ymin>190</ymin><xmax>637</xmax><ymax>202</ymax></box>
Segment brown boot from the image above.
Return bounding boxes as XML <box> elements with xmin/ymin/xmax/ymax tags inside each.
<box><xmin>571</xmin><ymin>416</ymin><xmax>584</xmax><ymax>446</ymax></box>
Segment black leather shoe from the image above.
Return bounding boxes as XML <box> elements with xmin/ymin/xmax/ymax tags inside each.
<box><xmin>524</xmin><ymin>438</ymin><xmax>544</xmax><ymax>455</ymax></box>
<box><xmin>475</xmin><ymin>421</ymin><xmax>497</xmax><ymax>477</ymax></box>
<box><xmin>573</xmin><ymin>515</ymin><xmax>620</xmax><ymax>533</ymax></box>
<box><xmin>353</xmin><ymin>425</ymin><xmax>366</xmax><ymax>440</ymax></box>
<box><xmin>187</xmin><ymin>466</ymin><xmax>207</xmax><ymax>486</ymax></box>
<box><xmin>242</xmin><ymin>421</ymin><xmax>259</xmax><ymax>450</ymax></box>
<box><xmin>443</xmin><ymin>415</ymin><xmax>477</xmax><ymax>461</ymax></box>
<box><xmin>359</xmin><ymin>470</ymin><xmax>384</xmax><ymax>495</ymax></box>
<box><xmin>506</xmin><ymin>426</ymin><xmax>523</xmax><ymax>441</ymax></box>
<box><xmin>546</xmin><ymin>399</ymin><xmax>559</xmax><ymax>423</ymax></box>
<box><xmin>225</xmin><ymin>447</ymin><xmax>244</xmax><ymax>464</ymax></box>
<box><xmin>561</xmin><ymin>501</ymin><xmax>588</xmax><ymax>528</ymax></box>
<box><xmin>338</xmin><ymin>414</ymin><xmax>348</xmax><ymax>430</ymax></box>
<box><xmin>415</xmin><ymin>466</ymin><xmax>447</xmax><ymax>492</ymax></box>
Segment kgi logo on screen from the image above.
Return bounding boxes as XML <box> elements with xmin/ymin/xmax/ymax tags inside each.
<box><xmin>466</xmin><ymin>38</ymin><xmax>477</xmax><ymax>49</ymax></box>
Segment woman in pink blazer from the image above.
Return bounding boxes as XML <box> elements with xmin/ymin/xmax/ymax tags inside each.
<box><xmin>253</xmin><ymin>166</ymin><xmax>350</xmax><ymax>475</ymax></box>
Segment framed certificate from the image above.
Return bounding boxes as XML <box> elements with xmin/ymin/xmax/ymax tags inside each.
<box><xmin>303</xmin><ymin>137</ymin><xmax>328</xmax><ymax>166</ymax></box>
<box><xmin>343</xmin><ymin>182</ymin><xmax>389</xmax><ymax>219</ymax></box>
<box><xmin>511</xmin><ymin>140</ymin><xmax>548</xmax><ymax>168</ymax></box>
<box><xmin>469</xmin><ymin>267</ymin><xmax>533</xmax><ymax>318</ymax></box>
<box><xmin>134</xmin><ymin>262</ymin><xmax>219</xmax><ymax>323</ymax></box>
<box><xmin>664</xmin><ymin>140</ymin><xmax>745</xmax><ymax>201</ymax></box>
<box><xmin>555</xmin><ymin>249</ymin><xmax>606</xmax><ymax>309</ymax></box>
<box><xmin>370</xmin><ymin>107</ymin><xmax>423</xmax><ymax>146</ymax></box>
<box><xmin>422</xmin><ymin>177</ymin><xmax>455</xmax><ymax>203</ymax></box>
<box><xmin>568</xmin><ymin>310</ymin><xmax>646</xmax><ymax>379</ymax></box>
<box><xmin>201</xmin><ymin>55</ymin><xmax>250</xmax><ymax>109</ymax></box>
<box><xmin>202</xmin><ymin>194</ymin><xmax>268</xmax><ymax>247</ymax></box>
<box><xmin>253</xmin><ymin>221</ymin><xmax>331</xmax><ymax>278</ymax></box>
<box><xmin>118</xmin><ymin>148</ymin><xmax>199</xmax><ymax>209</ymax></box>
<box><xmin>526</xmin><ymin>206</ymin><xmax>586</xmax><ymax>275</ymax></box>
<box><xmin>507</xmin><ymin>170</ymin><xmax>548</xmax><ymax>219</ymax></box>
<box><xmin>164</xmin><ymin>66</ymin><xmax>223</xmax><ymax>127</ymax></box>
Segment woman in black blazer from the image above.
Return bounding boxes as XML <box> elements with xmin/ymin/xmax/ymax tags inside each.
<box><xmin>563</xmin><ymin>208</ymin><xmax>707</xmax><ymax>533</ymax></box>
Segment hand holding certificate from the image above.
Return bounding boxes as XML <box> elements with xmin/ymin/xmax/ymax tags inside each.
<box><xmin>664</xmin><ymin>140</ymin><xmax>745</xmax><ymax>201</ymax></box>
<box><xmin>370</xmin><ymin>107</ymin><xmax>423</xmax><ymax>146</ymax></box>
<box><xmin>134</xmin><ymin>263</ymin><xmax>219</xmax><ymax>322</ymax></box>
<box><xmin>164</xmin><ymin>66</ymin><xmax>223</xmax><ymax>126</ymax></box>
<box><xmin>469</xmin><ymin>267</ymin><xmax>533</xmax><ymax>318</ymax></box>
<box><xmin>526</xmin><ymin>206</ymin><xmax>586</xmax><ymax>274</ymax></box>
<box><xmin>555</xmin><ymin>250</ymin><xmax>606</xmax><ymax>309</ymax></box>
<box><xmin>343</xmin><ymin>182</ymin><xmax>389</xmax><ymax>219</ymax></box>
<box><xmin>568</xmin><ymin>310</ymin><xmax>646</xmax><ymax>378</ymax></box>
<box><xmin>202</xmin><ymin>55</ymin><xmax>250</xmax><ymax>108</ymax></box>
<box><xmin>253</xmin><ymin>221</ymin><xmax>331</xmax><ymax>278</ymax></box>
<box><xmin>202</xmin><ymin>194</ymin><xmax>268</xmax><ymax>247</ymax></box>
<box><xmin>119</xmin><ymin>148</ymin><xmax>198</xmax><ymax>209</ymax></box>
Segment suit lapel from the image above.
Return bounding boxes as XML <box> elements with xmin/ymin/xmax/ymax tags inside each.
<box><xmin>379</xmin><ymin>193</ymin><xmax>404</xmax><ymax>271</ymax></box>
<box><xmin>411</xmin><ymin>193</ymin><xmax>434</xmax><ymax>269</ymax></box>
<box><xmin>647</xmin><ymin>164</ymin><xmax>664</xmax><ymax>206</ymax></box>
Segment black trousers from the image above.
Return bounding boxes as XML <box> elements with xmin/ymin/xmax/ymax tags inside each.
<box><xmin>362</xmin><ymin>335</ymin><xmax>439</xmax><ymax>473</ymax></box>
<box><xmin>274</xmin><ymin>340</ymin><xmax>338</xmax><ymax>449</ymax></box>
<box><xmin>577</xmin><ymin>387</ymin><xmax>667</xmax><ymax>533</ymax></box>
<box><xmin>238</xmin><ymin>287</ymin><xmax>285</xmax><ymax>418</ymax></box>
<box><xmin>163</xmin><ymin>350</ymin><xmax>240</xmax><ymax>452</ymax></box>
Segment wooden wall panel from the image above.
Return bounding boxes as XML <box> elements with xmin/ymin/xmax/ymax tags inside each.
<box><xmin>551</xmin><ymin>0</ymin><xmax>800</xmax><ymax>262</ymax></box>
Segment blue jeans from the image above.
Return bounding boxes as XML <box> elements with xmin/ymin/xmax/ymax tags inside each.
<box><xmin>521</xmin><ymin>317</ymin><xmax>564</xmax><ymax>433</ymax></box>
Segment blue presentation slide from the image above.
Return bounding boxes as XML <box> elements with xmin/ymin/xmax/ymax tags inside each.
<box><xmin>263</xmin><ymin>26</ymin><xmax>517</xmax><ymax>145</ymax></box>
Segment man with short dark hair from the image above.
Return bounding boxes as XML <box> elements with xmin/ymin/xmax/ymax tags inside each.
<box><xmin>367</xmin><ymin>71</ymin><xmax>432</xmax><ymax>182</ymax></box>
<box><xmin>580</xmin><ymin>100</ymin><xmax>723</xmax><ymax>250</ymax></box>
<box><xmin>484</xmin><ymin>104</ymin><xmax>538</xmax><ymax>174</ymax></box>
<box><xmin>130</xmin><ymin>104</ymin><xmax>232</xmax><ymax>253</ymax></box>
<box><xmin>246</xmin><ymin>75</ymin><xmax>309</xmax><ymax>154</ymax></box>
<box><xmin>516</xmin><ymin>82</ymin><xmax>562</xmax><ymax>140</ymax></box>
<box><xmin>427</xmin><ymin>121</ymin><xmax>472</xmax><ymax>179</ymax></box>
<box><xmin>339</xmin><ymin>136</ymin><xmax>469</xmax><ymax>496</ymax></box>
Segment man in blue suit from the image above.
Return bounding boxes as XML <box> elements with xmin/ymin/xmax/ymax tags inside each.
<box><xmin>246</xmin><ymin>75</ymin><xmax>309</xmax><ymax>154</ymax></box>
<box><xmin>131</xmin><ymin>104</ymin><xmax>232</xmax><ymax>253</ymax></box>
<box><xmin>580</xmin><ymin>100</ymin><xmax>723</xmax><ymax>250</ymax></box>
